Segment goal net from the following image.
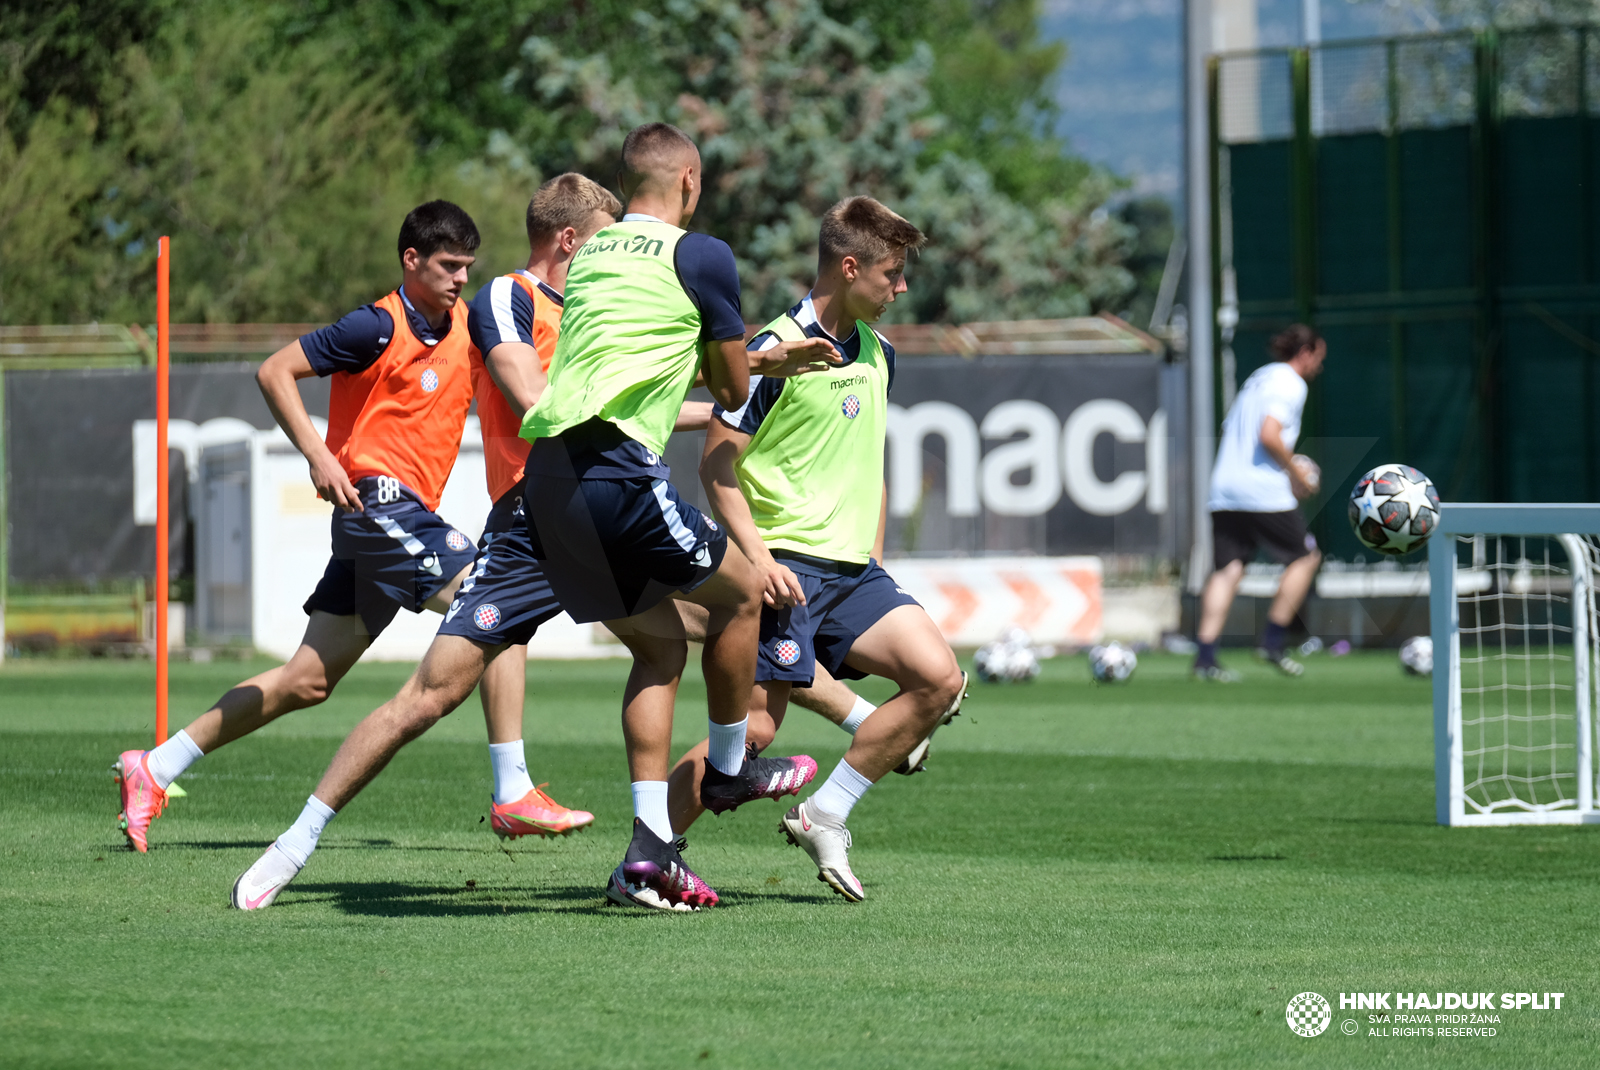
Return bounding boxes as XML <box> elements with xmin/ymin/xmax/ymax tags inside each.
<box><xmin>1431</xmin><ymin>505</ymin><xmax>1600</xmax><ymax>825</ymax></box>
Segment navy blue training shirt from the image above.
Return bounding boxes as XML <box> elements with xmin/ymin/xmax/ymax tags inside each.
<box><xmin>714</xmin><ymin>294</ymin><xmax>896</xmax><ymax>435</ymax></box>
<box><xmin>300</xmin><ymin>287</ymin><xmax>454</xmax><ymax>376</ymax></box>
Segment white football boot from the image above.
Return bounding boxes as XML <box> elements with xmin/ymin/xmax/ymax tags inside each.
<box><xmin>894</xmin><ymin>670</ymin><xmax>969</xmax><ymax>775</ymax></box>
<box><xmin>780</xmin><ymin>800</ymin><xmax>864</xmax><ymax>903</ymax></box>
<box><xmin>231</xmin><ymin>842</ymin><xmax>304</xmax><ymax>911</ymax></box>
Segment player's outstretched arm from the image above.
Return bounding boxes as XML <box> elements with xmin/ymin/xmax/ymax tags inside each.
<box><xmin>484</xmin><ymin>341</ymin><xmax>547</xmax><ymax>419</ymax></box>
<box><xmin>702</xmin><ymin>336</ymin><xmax>753</xmax><ymax>411</ymax></box>
<box><xmin>256</xmin><ymin>340</ymin><xmax>363</xmax><ymax>512</ymax></box>
<box><xmin>675</xmin><ymin>401</ymin><xmax>714</xmax><ymax>431</ymax></box>
<box><xmin>700</xmin><ymin>419</ymin><xmax>805</xmax><ymax>609</ymax></box>
<box><xmin>873</xmin><ymin>482</ymin><xmax>888</xmax><ymax>564</ymax></box>
<box><xmin>752</xmin><ymin>336</ymin><xmax>843</xmax><ymax>378</ymax></box>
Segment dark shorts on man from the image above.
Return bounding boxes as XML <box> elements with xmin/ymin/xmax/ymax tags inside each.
<box><xmin>436</xmin><ymin>487</ymin><xmax>564</xmax><ymax>647</ymax></box>
<box><xmin>522</xmin><ymin>431</ymin><xmax>726</xmax><ymax>624</ymax></box>
<box><xmin>755</xmin><ymin>551</ymin><xmax>921</xmax><ymax>687</ymax></box>
<box><xmin>303</xmin><ymin>476</ymin><xmax>480</xmax><ymax>636</ymax></box>
<box><xmin>1211</xmin><ymin>509</ymin><xmax>1318</xmax><ymax>570</ymax></box>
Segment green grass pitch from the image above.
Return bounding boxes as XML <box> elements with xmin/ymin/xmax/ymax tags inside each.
<box><xmin>2</xmin><ymin>650</ymin><xmax>1597</xmax><ymax>1067</ymax></box>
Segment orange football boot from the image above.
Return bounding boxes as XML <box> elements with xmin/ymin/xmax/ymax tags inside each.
<box><xmin>490</xmin><ymin>783</ymin><xmax>594</xmax><ymax>838</ymax></box>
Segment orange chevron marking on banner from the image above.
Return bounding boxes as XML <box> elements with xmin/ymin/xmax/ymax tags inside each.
<box><xmin>999</xmin><ymin>572</ymin><xmax>1049</xmax><ymax>629</ymax></box>
<box><xmin>936</xmin><ymin>581</ymin><xmax>980</xmax><ymax>636</ymax></box>
<box><xmin>1061</xmin><ymin>567</ymin><xmax>1102</xmax><ymax>641</ymax></box>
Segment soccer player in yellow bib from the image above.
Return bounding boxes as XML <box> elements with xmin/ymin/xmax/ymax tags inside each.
<box><xmin>518</xmin><ymin>124</ymin><xmax>842</xmax><ymax>911</ymax></box>
<box><xmin>668</xmin><ymin>197</ymin><xmax>967</xmax><ymax>902</ymax></box>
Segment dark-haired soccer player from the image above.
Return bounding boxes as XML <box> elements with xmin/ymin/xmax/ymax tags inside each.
<box><xmin>519</xmin><ymin>123</ymin><xmax>841</xmax><ymax>911</ymax></box>
<box><xmin>231</xmin><ymin>175</ymin><xmax>638</xmax><ymax>907</ymax></box>
<box><xmin>114</xmin><ymin>201</ymin><xmax>495</xmax><ymax>853</ymax></box>
<box><xmin>669</xmin><ymin>197</ymin><xmax>967</xmax><ymax>901</ymax></box>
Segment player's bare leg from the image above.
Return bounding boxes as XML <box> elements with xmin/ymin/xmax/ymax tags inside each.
<box><xmin>479</xmin><ymin>643</ymin><xmax>594</xmax><ymax>838</ymax></box>
<box><xmin>1269</xmin><ymin>550</ymin><xmax>1321</xmax><ymax>628</ymax></box>
<box><xmin>181</xmin><ymin>562</ymin><xmax>475</xmax><ymax>753</ymax></box>
<box><xmin>606</xmin><ymin>540</ymin><xmax>763</xmax><ymax>782</ymax></box>
<box><xmin>781</xmin><ymin>605</ymin><xmax>962</xmax><ymax>902</ymax></box>
<box><xmin>1197</xmin><ymin>560</ymin><xmax>1244</xmax><ymax>648</ymax></box>
<box><xmin>1259</xmin><ymin>549</ymin><xmax>1321</xmax><ymax>676</ymax></box>
<box><xmin>310</xmin><ymin>636</ymin><xmax>496</xmax><ymax>809</ymax></box>
<box><xmin>120</xmin><ymin>565</ymin><xmax>473</xmax><ymax>853</ymax></box>
<box><xmin>480</xmin><ymin>645</ymin><xmax>527</xmax><ymax>746</ymax></box>
<box><xmin>831</xmin><ymin>607</ymin><xmax>962</xmax><ymax>780</ymax></box>
<box><xmin>1193</xmin><ymin>560</ymin><xmax>1245</xmax><ymax>681</ymax></box>
<box><xmin>605</xmin><ymin>541</ymin><xmax>808</xmax><ymax>911</ymax></box>
<box><xmin>667</xmin><ymin>681</ymin><xmax>790</xmax><ymax>833</ymax></box>
<box><xmin>678</xmin><ymin>600</ymin><xmax>876</xmax><ymax>733</ymax></box>
<box><xmin>791</xmin><ymin>662</ymin><xmax>856</xmax><ymax>726</ymax></box>
<box><xmin>232</xmin><ymin>635</ymin><xmax>501</xmax><ymax>909</ymax></box>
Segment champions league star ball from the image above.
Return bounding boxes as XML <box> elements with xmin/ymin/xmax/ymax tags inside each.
<box><xmin>1088</xmin><ymin>642</ymin><xmax>1138</xmax><ymax>684</ymax></box>
<box><xmin>1399</xmin><ymin>635</ymin><xmax>1434</xmax><ymax>677</ymax></box>
<box><xmin>1347</xmin><ymin>463</ymin><xmax>1441</xmax><ymax>555</ymax></box>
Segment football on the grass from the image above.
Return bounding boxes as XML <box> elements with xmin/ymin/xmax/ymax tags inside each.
<box><xmin>1089</xmin><ymin>642</ymin><xmax>1138</xmax><ymax>684</ymax></box>
<box><xmin>1347</xmin><ymin>463</ymin><xmax>1441</xmax><ymax>555</ymax></box>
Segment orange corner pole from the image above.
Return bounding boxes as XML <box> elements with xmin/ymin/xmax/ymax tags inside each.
<box><xmin>155</xmin><ymin>236</ymin><xmax>170</xmax><ymax>745</ymax></box>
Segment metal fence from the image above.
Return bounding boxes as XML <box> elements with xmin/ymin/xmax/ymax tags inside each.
<box><xmin>1211</xmin><ymin>26</ymin><xmax>1600</xmax><ymax>561</ymax></box>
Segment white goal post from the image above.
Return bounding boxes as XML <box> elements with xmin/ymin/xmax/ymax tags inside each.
<box><xmin>1431</xmin><ymin>504</ymin><xmax>1600</xmax><ymax>826</ymax></box>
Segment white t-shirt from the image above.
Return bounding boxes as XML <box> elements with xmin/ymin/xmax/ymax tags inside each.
<box><xmin>1208</xmin><ymin>361</ymin><xmax>1307</xmax><ymax>513</ymax></box>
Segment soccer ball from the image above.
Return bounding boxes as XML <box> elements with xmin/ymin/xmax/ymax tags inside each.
<box><xmin>975</xmin><ymin>627</ymin><xmax>1043</xmax><ymax>683</ymax></box>
<box><xmin>1399</xmin><ymin>635</ymin><xmax>1433</xmax><ymax>677</ymax></box>
<box><xmin>1347</xmin><ymin>463</ymin><xmax>1441</xmax><ymax>555</ymax></box>
<box><xmin>1089</xmin><ymin>642</ymin><xmax>1138</xmax><ymax>684</ymax></box>
<box><xmin>1290</xmin><ymin>454</ymin><xmax>1321</xmax><ymax>498</ymax></box>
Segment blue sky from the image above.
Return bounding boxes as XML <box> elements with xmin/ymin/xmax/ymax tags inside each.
<box><xmin>1038</xmin><ymin>0</ymin><xmax>1454</xmax><ymax>202</ymax></box>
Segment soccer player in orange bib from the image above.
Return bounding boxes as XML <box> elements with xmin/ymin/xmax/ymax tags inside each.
<box><xmin>229</xmin><ymin>176</ymin><xmax>646</xmax><ymax>906</ymax></box>
<box><xmin>112</xmin><ymin>201</ymin><xmax>572</xmax><ymax>852</ymax></box>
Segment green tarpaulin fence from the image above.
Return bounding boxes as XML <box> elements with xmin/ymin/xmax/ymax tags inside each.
<box><xmin>1212</xmin><ymin>26</ymin><xmax>1600</xmax><ymax>559</ymax></box>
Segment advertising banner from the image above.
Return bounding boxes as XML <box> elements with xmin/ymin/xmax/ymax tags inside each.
<box><xmin>883</xmin><ymin>355</ymin><xmax>1185</xmax><ymax>557</ymax></box>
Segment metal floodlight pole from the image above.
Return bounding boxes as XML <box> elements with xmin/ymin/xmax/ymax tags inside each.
<box><xmin>1185</xmin><ymin>0</ymin><xmax>1217</xmax><ymax>595</ymax></box>
<box><xmin>156</xmin><ymin>236</ymin><xmax>170</xmax><ymax>745</ymax></box>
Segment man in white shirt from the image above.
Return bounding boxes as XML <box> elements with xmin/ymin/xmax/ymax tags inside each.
<box><xmin>1195</xmin><ymin>325</ymin><xmax>1326</xmax><ymax>679</ymax></box>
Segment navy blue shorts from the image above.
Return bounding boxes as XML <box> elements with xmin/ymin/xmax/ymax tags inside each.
<box><xmin>757</xmin><ymin>552</ymin><xmax>920</xmax><ymax>685</ymax></box>
<box><xmin>303</xmin><ymin>476</ymin><xmax>480</xmax><ymax>637</ymax></box>
<box><xmin>437</xmin><ymin>488</ymin><xmax>563</xmax><ymax>647</ymax></box>
<box><xmin>522</xmin><ymin>439</ymin><xmax>726</xmax><ymax>624</ymax></box>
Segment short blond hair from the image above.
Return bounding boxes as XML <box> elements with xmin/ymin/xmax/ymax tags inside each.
<box><xmin>527</xmin><ymin>173</ymin><xmax>621</xmax><ymax>245</ymax></box>
<box><xmin>818</xmin><ymin>196</ymin><xmax>925</xmax><ymax>271</ymax></box>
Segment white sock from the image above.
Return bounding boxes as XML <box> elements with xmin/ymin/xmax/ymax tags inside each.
<box><xmin>631</xmin><ymin>781</ymin><xmax>673</xmax><ymax>842</ymax></box>
<box><xmin>275</xmin><ymin>795</ymin><xmax>337</xmax><ymax>867</ymax></box>
<box><xmin>489</xmin><ymin>740</ymin><xmax>535</xmax><ymax>805</ymax></box>
<box><xmin>145</xmin><ymin>730</ymin><xmax>204</xmax><ymax>789</ymax></box>
<box><xmin>707</xmin><ymin>716</ymin><xmax>748</xmax><ymax>776</ymax></box>
<box><xmin>810</xmin><ymin>758</ymin><xmax>874</xmax><ymax>821</ymax></box>
<box><xmin>839</xmin><ymin>696</ymin><xmax>876</xmax><ymax>735</ymax></box>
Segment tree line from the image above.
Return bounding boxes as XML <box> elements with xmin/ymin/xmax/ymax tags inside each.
<box><xmin>1</xmin><ymin>0</ymin><xmax>1166</xmax><ymax>327</ymax></box>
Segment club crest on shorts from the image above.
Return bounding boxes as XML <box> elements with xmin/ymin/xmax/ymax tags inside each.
<box><xmin>421</xmin><ymin>369</ymin><xmax>439</xmax><ymax>393</ymax></box>
<box><xmin>773</xmin><ymin>639</ymin><xmax>801</xmax><ymax>666</ymax></box>
<box><xmin>445</xmin><ymin>529</ymin><xmax>470</xmax><ymax>552</ymax></box>
<box><xmin>473</xmin><ymin>604</ymin><xmax>501</xmax><ymax>631</ymax></box>
<box><xmin>841</xmin><ymin>394</ymin><xmax>861</xmax><ymax>419</ymax></box>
